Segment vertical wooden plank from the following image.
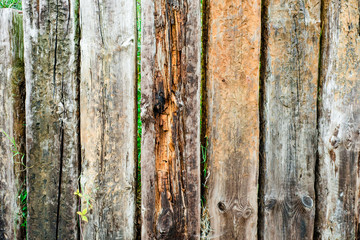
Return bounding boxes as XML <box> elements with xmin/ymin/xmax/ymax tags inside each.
<box><xmin>0</xmin><ymin>9</ymin><xmax>25</xmax><ymax>240</ymax></box>
<box><xmin>317</xmin><ymin>1</ymin><xmax>360</xmax><ymax>238</ymax></box>
<box><xmin>203</xmin><ymin>0</ymin><xmax>261</xmax><ymax>239</ymax></box>
<box><xmin>23</xmin><ymin>0</ymin><xmax>79</xmax><ymax>238</ymax></box>
<box><xmin>260</xmin><ymin>0</ymin><xmax>321</xmax><ymax>239</ymax></box>
<box><xmin>141</xmin><ymin>0</ymin><xmax>201</xmax><ymax>238</ymax></box>
<box><xmin>79</xmin><ymin>0</ymin><xmax>137</xmax><ymax>238</ymax></box>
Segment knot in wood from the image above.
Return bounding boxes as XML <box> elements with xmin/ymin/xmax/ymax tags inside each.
<box><xmin>301</xmin><ymin>196</ymin><xmax>313</xmax><ymax>209</ymax></box>
<box><xmin>217</xmin><ymin>201</ymin><xmax>226</xmax><ymax>212</ymax></box>
<box><xmin>218</xmin><ymin>198</ymin><xmax>253</xmax><ymax>219</ymax></box>
<box><xmin>330</xmin><ymin>135</ymin><xmax>340</xmax><ymax>149</ymax></box>
<box><xmin>265</xmin><ymin>198</ymin><xmax>277</xmax><ymax>211</ymax></box>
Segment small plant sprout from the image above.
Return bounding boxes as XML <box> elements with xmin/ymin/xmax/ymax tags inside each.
<box><xmin>74</xmin><ymin>189</ymin><xmax>83</xmax><ymax>198</ymax></box>
<box><xmin>77</xmin><ymin>208</ymin><xmax>88</xmax><ymax>223</ymax></box>
<box><xmin>74</xmin><ymin>188</ymin><xmax>93</xmax><ymax>223</ymax></box>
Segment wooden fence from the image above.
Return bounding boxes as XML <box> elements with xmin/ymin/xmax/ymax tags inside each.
<box><xmin>0</xmin><ymin>0</ymin><xmax>359</xmax><ymax>239</ymax></box>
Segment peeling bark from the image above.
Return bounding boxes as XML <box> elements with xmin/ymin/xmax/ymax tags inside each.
<box><xmin>203</xmin><ymin>0</ymin><xmax>261</xmax><ymax>239</ymax></box>
<box><xmin>260</xmin><ymin>0</ymin><xmax>321</xmax><ymax>239</ymax></box>
<box><xmin>141</xmin><ymin>0</ymin><xmax>201</xmax><ymax>239</ymax></box>
<box><xmin>317</xmin><ymin>0</ymin><xmax>360</xmax><ymax>239</ymax></box>
<box><xmin>23</xmin><ymin>0</ymin><xmax>79</xmax><ymax>238</ymax></box>
<box><xmin>79</xmin><ymin>0</ymin><xmax>137</xmax><ymax>238</ymax></box>
<box><xmin>0</xmin><ymin>9</ymin><xmax>25</xmax><ymax>240</ymax></box>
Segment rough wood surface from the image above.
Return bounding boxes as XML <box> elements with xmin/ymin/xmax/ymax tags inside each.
<box><xmin>316</xmin><ymin>1</ymin><xmax>360</xmax><ymax>239</ymax></box>
<box><xmin>260</xmin><ymin>0</ymin><xmax>321</xmax><ymax>239</ymax></box>
<box><xmin>23</xmin><ymin>0</ymin><xmax>79</xmax><ymax>238</ymax></box>
<box><xmin>79</xmin><ymin>0</ymin><xmax>137</xmax><ymax>239</ymax></box>
<box><xmin>0</xmin><ymin>9</ymin><xmax>25</xmax><ymax>240</ymax></box>
<box><xmin>203</xmin><ymin>0</ymin><xmax>260</xmax><ymax>239</ymax></box>
<box><xmin>141</xmin><ymin>0</ymin><xmax>201</xmax><ymax>238</ymax></box>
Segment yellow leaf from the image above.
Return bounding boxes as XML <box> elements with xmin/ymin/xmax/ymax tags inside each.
<box><xmin>82</xmin><ymin>208</ymin><xmax>87</xmax><ymax>215</ymax></box>
<box><xmin>82</xmin><ymin>216</ymin><xmax>88</xmax><ymax>222</ymax></box>
<box><xmin>77</xmin><ymin>211</ymin><xmax>83</xmax><ymax>216</ymax></box>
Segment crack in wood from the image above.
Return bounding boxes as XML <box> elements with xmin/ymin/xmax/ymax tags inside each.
<box><xmin>96</xmin><ymin>0</ymin><xmax>104</xmax><ymax>45</ymax></box>
<box><xmin>53</xmin><ymin>1</ymin><xmax>62</xmax><ymax>238</ymax></box>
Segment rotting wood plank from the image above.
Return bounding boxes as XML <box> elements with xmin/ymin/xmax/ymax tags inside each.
<box><xmin>202</xmin><ymin>0</ymin><xmax>261</xmax><ymax>239</ymax></box>
<box><xmin>79</xmin><ymin>0</ymin><xmax>138</xmax><ymax>238</ymax></box>
<box><xmin>23</xmin><ymin>0</ymin><xmax>79</xmax><ymax>238</ymax></box>
<box><xmin>260</xmin><ymin>0</ymin><xmax>321</xmax><ymax>239</ymax></box>
<box><xmin>0</xmin><ymin>9</ymin><xmax>25</xmax><ymax>240</ymax></box>
<box><xmin>141</xmin><ymin>0</ymin><xmax>201</xmax><ymax>239</ymax></box>
<box><xmin>316</xmin><ymin>1</ymin><xmax>360</xmax><ymax>239</ymax></box>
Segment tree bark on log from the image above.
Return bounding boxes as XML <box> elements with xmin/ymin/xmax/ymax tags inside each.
<box><xmin>79</xmin><ymin>0</ymin><xmax>138</xmax><ymax>239</ymax></box>
<box><xmin>317</xmin><ymin>0</ymin><xmax>360</xmax><ymax>238</ymax></box>
<box><xmin>260</xmin><ymin>0</ymin><xmax>321</xmax><ymax>239</ymax></box>
<box><xmin>141</xmin><ymin>0</ymin><xmax>201</xmax><ymax>239</ymax></box>
<box><xmin>23</xmin><ymin>1</ymin><xmax>80</xmax><ymax>238</ymax></box>
<box><xmin>203</xmin><ymin>0</ymin><xmax>261</xmax><ymax>239</ymax></box>
<box><xmin>0</xmin><ymin>9</ymin><xmax>25</xmax><ymax>240</ymax></box>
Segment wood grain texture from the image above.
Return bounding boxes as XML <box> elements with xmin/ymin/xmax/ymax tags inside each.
<box><xmin>316</xmin><ymin>1</ymin><xmax>360</xmax><ymax>239</ymax></box>
<box><xmin>260</xmin><ymin>0</ymin><xmax>321</xmax><ymax>239</ymax></box>
<box><xmin>141</xmin><ymin>0</ymin><xmax>201</xmax><ymax>239</ymax></box>
<box><xmin>79</xmin><ymin>0</ymin><xmax>137</xmax><ymax>239</ymax></box>
<box><xmin>23</xmin><ymin>0</ymin><xmax>79</xmax><ymax>238</ymax></box>
<box><xmin>203</xmin><ymin>0</ymin><xmax>261</xmax><ymax>239</ymax></box>
<box><xmin>0</xmin><ymin>9</ymin><xmax>25</xmax><ymax>240</ymax></box>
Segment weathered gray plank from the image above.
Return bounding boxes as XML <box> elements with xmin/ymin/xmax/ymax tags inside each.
<box><xmin>23</xmin><ymin>0</ymin><xmax>79</xmax><ymax>238</ymax></box>
<box><xmin>260</xmin><ymin>0</ymin><xmax>321</xmax><ymax>239</ymax></box>
<box><xmin>79</xmin><ymin>0</ymin><xmax>137</xmax><ymax>238</ymax></box>
<box><xmin>0</xmin><ymin>9</ymin><xmax>25</xmax><ymax>240</ymax></box>
<box><xmin>202</xmin><ymin>0</ymin><xmax>261</xmax><ymax>239</ymax></box>
<box><xmin>141</xmin><ymin>0</ymin><xmax>201</xmax><ymax>238</ymax></box>
<box><xmin>316</xmin><ymin>1</ymin><xmax>360</xmax><ymax>238</ymax></box>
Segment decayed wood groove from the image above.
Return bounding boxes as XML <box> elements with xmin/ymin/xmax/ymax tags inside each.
<box><xmin>313</xmin><ymin>0</ymin><xmax>325</xmax><ymax>238</ymax></box>
<box><xmin>261</xmin><ymin>0</ymin><xmax>321</xmax><ymax>239</ymax></box>
<box><xmin>23</xmin><ymin>0</ymin><xmax>79</xmax><ymax>238</ymax></box>
<box><xmin>141</xmin><ymin>0</ymin><xmax>201</xmax><ymax>239</ymax></box>
<box><xmin>258</xmin><ymin>0</ymin><xmax>268</xmax><ymax>238</ymax></box>
<box><xmin>317</xmin><ymin>0</ymin><xmax>360</xmax><ymax>238</ymax></box>
<box><xmin>204</xmin><ymin>0</ymin><xmax>261</xmax><ymax>239</ymax></box>
<box><xmin>0</xmin><ymin>9</ymin><xmax>25</xmax><ymax>240</ymax></box>
<box><xmin>79</xmin><ymin>0</ymin><xmax>138</xmax><ymax>238</ymax></box>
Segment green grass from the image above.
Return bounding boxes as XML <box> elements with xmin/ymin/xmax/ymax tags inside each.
<box><xmin>0</xmin><ymin>0</ymin><xmax>22</xmax><ymax>10</ymax></box>
<box><xmin>19</xmin><ymin>187</ymin><xmax>27</xmax><ymax>228</ymax></box>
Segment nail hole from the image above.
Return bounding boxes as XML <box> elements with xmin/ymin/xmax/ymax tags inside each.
<box><xmin>222</xmin><ymin>79</ymin><xmax>226</xmax><ymax>82</ymax></box>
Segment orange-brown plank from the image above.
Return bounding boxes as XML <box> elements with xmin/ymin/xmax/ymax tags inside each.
<box><xmin>203</xmin><ymin>0</ymin><xmax>261</xmax><ymax>239</ymax></box>
<box><xmin>141</xmin><ymin>0</ymin><xmax>201</xmax><ymax>239</ymax></box>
